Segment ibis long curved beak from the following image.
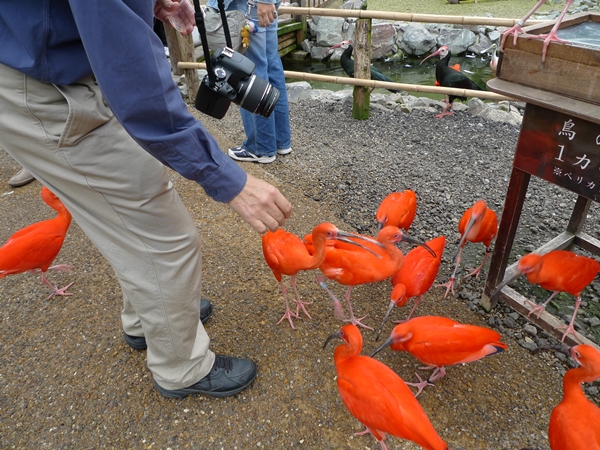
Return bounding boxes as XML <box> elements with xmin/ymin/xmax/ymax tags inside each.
<box><xmin>452</xmin><ymin>215</ymin><xmax>478</xmax><ymax>262</ymax></box>
<box><xmin>327</xmin><ymin>42</ymin><xmax>343</xmax><ymax>52</ymax></box>
<box><xmin>490</xmin><ymin>271</ymin><xmax>522</xmax><ymax>299</ymax></box>
<box><xmin>401</xmin><ymin>234</ymin><xmax>436</xmax><ymax>258</ymax></box>
<box><xmin>370</xmin><ymin>334</ymin><xmax>394</xmax><ymax>357</ymax></box>
<box><xmin>531</xmin><ymin>345</ymin><xmax>571</xmax><ymax>358</ymax></box>
<box><xmin>375</xmin><ymin>301</ymin><xmax>396</xmax><ymax>341</ymax></box>
<box><xmin>335</xmin><ymin>230</ymin><xmax>385</xmax><ymax>258</ymax></box>
<box><xmin>323</xmin><ymin>330</ymin><xmax>342</xmax><ymax>350</ymax></box>
<box><xmin>420</xmin><ymin>48</ymin><xmax>443</xmax><ymax>65</ymax></box>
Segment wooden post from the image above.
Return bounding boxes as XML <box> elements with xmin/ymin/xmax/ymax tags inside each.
<box><xmin>164</xmin><ymin>25</ymin><xmax>183</xmax><ymax>75</ymax></box>
<box><xmin>164</xmin><ymin>25</ymin><xmax>200</xmax><ymax>104</ymax></box>
<box><xmin>352</xmin><ymin>16</ymin><xmax>371</xmax><ymax>120</ymax></box>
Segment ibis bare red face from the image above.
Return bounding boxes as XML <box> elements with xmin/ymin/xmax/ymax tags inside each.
<box><xmin>419</xmin><ymin>45</ymin><xmax>449</xmax><ymax>65</ymax></box>
<box><xmin>326</xmin><ymin>40</ymin><xmax>351</xmax><ymax>52</ymax></box>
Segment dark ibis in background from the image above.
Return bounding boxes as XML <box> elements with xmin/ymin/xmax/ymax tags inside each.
<box><xmin>326</xmin><ymin>40</ymin><xmax>399</xmax><ymax>94</ymax></box>
<box><xmin>420</xmin><ymin>45</ymin><xmax>484</xmax><ymax>118</ymax></box>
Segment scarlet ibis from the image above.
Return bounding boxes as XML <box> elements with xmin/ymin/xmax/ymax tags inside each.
<box><xmin>0</xmin><ymin>186</ymin><xmax>74</xmax><ymax>299</ymax></box>
<box><xmin>439</xmin><ymin>199</ymin><xmax>498</xmax><ymax>298</ymax></box>
<box><xmin>377</xmin><ymin>236</ymin><xmax>447</xmax><ymax>338</ymax></box>
<box><xmin>495</xmin><ymin>250</ymin><xmax>600</xmax><ymax>342</ymax></box>
<box><xmin>326</xmin><ymin>40</ymin><xmax>399</xmax><ymax>94</ymax></box>
<box><xmin>375</xmin><ymin>190</ymin><xmax>417</xmax><ymax>233</ymax></box>
<box><xmin>314</xmin><ymin>227</ymin><xmax>435</xmax><ymax>329</ymax></box>
<box><xmin>533</xmin><ymin>344</ymin><xmax>600</xmax><ymax>449</ymax></box>
<box><xmin>420</xmin><ymin>45</ymin><xmax>484</xmax><ymax>118</ymax></box>
<box><xmin>262</xmin><ymin>222</ymin><xmax>380</xmax><ymax>329</ymax></box>
<box><xmin>500</xmin><ymin>0</ymin><xmax>574</xmax><ymax>63</ymax></box>
<box><xmin>324</xmin><ymin>324</ymin><xmax>449</xmax><ymax>450</ymax></box>
<box><xmin>372</xmin><ymin>315</ymin><xmax>507</xmax><ymax>396</ymax></box>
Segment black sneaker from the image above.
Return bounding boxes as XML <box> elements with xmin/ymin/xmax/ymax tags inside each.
<box><xmin>154</xmin><ymin>355</ymin><xmax>258</xmax><ymax>398</ymax></box>
<box><xmin>124</xmin><ymin>299</ymin><xmax>213</xmax><ymax>350</ymax></box>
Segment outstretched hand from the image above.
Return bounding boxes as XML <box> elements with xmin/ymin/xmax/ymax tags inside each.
<box><xmin>154</xmin><ymin>0</ymin><xmax>196</xmax><ymax>36</ymax></box>
<box><xmin>228</xmin><ymin>174</ymin><xmax>292</xmax><ymax>234</ymax></box>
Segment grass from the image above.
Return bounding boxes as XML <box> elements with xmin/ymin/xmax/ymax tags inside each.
<box><xmin>348</xmin><ymin>0</ymin><xmax>560</xmax><ymax>20</ymax></box>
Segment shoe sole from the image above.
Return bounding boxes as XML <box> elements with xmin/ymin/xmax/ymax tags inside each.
<box><xmin>228</xmin><ymin>153</ymin><xmax>276</xmax><ymax>164</ymax></box>
<box><xmin>154</xmin><ymin>376</ymin><xmax>256</xmax><ymax>399</ymax></box>
<box><xmin>228</xmin><ymin>148</ymin><xmax>276</xmax><ymax>164</ymax></box>
<box><xmin>277</xmin><ymin>148</ymin><xmax>292</xmax><ymax>155</ymax></box>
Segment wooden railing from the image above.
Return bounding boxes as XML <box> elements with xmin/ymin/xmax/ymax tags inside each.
<box><xmin>172</xmin><ymin>8</ymin><xmax>535</xmax><ymax>107</ymax></box>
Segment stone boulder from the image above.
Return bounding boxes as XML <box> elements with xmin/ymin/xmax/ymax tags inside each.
<box><xmin>308</xmin><ymin>17</ymin><xmax>345</xmax><ymax>47</ymax></box>
<box><xmin>437</xmin><ymin>26</ymin><xmax>477</xmax><ymax>55</ymax></box>
<box><xmin>397</xmin><ymin>22</ymin><xmax>436</xmax><ymax>56</ymax></box>
<box><xmin>371</xmin><ymin>23</ymin><xmax>397</xmax><ymax>59</ymax></box>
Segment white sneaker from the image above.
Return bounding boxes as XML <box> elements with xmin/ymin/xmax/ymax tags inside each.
<box><xmin>228</xmin><ymin>147</ymin><xmax>276</xmax><ymax>164</ymax></box>
<box><xmin>277</xmin><ymin>147</ymin><xmax>292</xmax><ymax>155</ymax></box>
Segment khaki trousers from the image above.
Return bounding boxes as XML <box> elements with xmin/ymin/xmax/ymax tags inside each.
<box><xmin>0</xmin><ymin>63</ymin><xmax>214</xmax><ymax>390</ymax></box>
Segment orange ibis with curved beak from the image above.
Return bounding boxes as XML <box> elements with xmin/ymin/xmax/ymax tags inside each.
<box><xmin>0</xmin><ymin>186</ymin><xmax>73</xmax><ymax>299</ymax></box>
<box><xmin>313</xmin><ymin>227</ymin><xmax>435</xmax><ymax>329</ymax></box>
<box><xmin>494</xmin><ymin>250</ymin><xmax>600</xmax><ymax>342</ymax></box>
<box><xmin>439</xmin><ymin>199</ymin><xmax>498</xmax><ymax>298</ymax></box>
<box><xmin>420</xmin><ymin>45</ymin><xmax>484</xmax><ymax>118</ymax></box>
<box><xmin>324</xmin><ymin>324</ymin><xmax>449</xmax><ymax>450</ymax></box>
<box><xmin>375</xmin><ymin>190</ymin><xmax>417</xmax><ymax>233</ymax></box>
<box><xmin>372</xmin><ymin>315</ymin><xmax>507</xmax><ymax>396</ymax></box>
<box><xmin>376</xmin><ymin>236</ymin><xmax>446</xmax><ymax>338</ymax></box>
<box><xmin>533</xmin><ymin>344</ymin><xmax>600</xmax><ymax>449</ymax></box>
<box><xmin>262</xmin><ymin>222</ymin><xmax>382</xmax><ymax>329</ymax></box>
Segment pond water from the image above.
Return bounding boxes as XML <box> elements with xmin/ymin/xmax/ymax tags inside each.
<box><xmin>282</xmin><ymin>52</ymin><xmax>497</xmax><ymax>100</ymax></box>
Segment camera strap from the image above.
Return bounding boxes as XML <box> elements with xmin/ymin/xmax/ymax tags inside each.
<box><xmin>192</xmin><ymin>0</ymin><xmax>218</xmax><ymax>86</ymax></box>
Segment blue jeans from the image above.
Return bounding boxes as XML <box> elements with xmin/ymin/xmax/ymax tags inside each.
<box><xmin>218</xmin><ymin>0</ymin><xmax>291</xmax><ymax>157</ymax></box>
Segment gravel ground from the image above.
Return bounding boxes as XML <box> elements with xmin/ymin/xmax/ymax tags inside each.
<box><xmin>1</xmin><ymin>96</ymin><xmax>600</xmax><ymax>449</ymax></box>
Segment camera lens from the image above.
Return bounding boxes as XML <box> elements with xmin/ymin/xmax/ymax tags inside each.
<box><xmin>235</xmin><ymin>75</ymin><xmax>280</xmax><ymax>118</ymax></box>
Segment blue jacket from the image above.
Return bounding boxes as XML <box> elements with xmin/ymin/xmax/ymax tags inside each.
<box><xmin>0</xmin><ymin>0</ymin><xmax>247</xmax><ymax>203</ymax></box>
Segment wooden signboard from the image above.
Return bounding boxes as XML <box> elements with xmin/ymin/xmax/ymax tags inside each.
<box><xmin>482</xmin><ymin>79</ymin><xmax>600</xmax><ymax>349</ymax></box>
<box><xmin>514</xmin><ymin>103</ymin><xmax>600</xmax><ymax>202</ymax></box>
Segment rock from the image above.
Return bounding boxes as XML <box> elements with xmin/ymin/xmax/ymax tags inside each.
<box><xmin>586</xmin><ymin>317</ymin><xmax>600</xmax><ymax>327</ymax></box>
<box><xmin>503</xmin><ymin>316</ymin><xmax>518</xmax><ymax>328</ymax></box>
<box><xmin>519</xmin><ymin>340</ymin><xmax>538</xmax><ymax>351</ymax></box>
<box><xmin>308</xmin><ymin>17</ymin><xmax>345</xmax><ymax>47</ymax></box>
<box><xmin>397</xmin><ymin>23</ymin><xmax>437</xmax><ymax>56</ymax></box>
<box><xmin>436</xmin><ymin>26</ymin><xmax>477</xmax><ymax>55</ymax></box>
<box><xmin>287</xmin><ymin>81</ymin><xmax>312</xmax><ymax>103</ymax></box>
<box><xmin>372</xmin><ymin>23</ymin><xmax>397</xmax><ymax>59</ymax></box>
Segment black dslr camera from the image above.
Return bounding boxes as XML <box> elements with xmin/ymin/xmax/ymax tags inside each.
<box><xmin>192</xmin><ymin>0</ymin><xmax>280</xmax><ymax>119</ymax></box>
<box><xmin>195</xmin><ymin>47</ymin><xmax>280</xmax><ymax>120</ymax></box>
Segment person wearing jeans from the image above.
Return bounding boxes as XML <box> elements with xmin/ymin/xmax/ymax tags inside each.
<box><xmin>207</xmin><ymin>0</ymin><xmax>292</xmax><ymax>163</ymax></box>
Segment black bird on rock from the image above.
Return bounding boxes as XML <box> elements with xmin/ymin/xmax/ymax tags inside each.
<box><xmin>326</xmin><ymin>40</ymin><xmax>399</xmax><ymax>94</ymax></box>
<box><xmin>420</xmin><ymin>45</ymin><xmax>484</xmax><ymax>118</ymax></box>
